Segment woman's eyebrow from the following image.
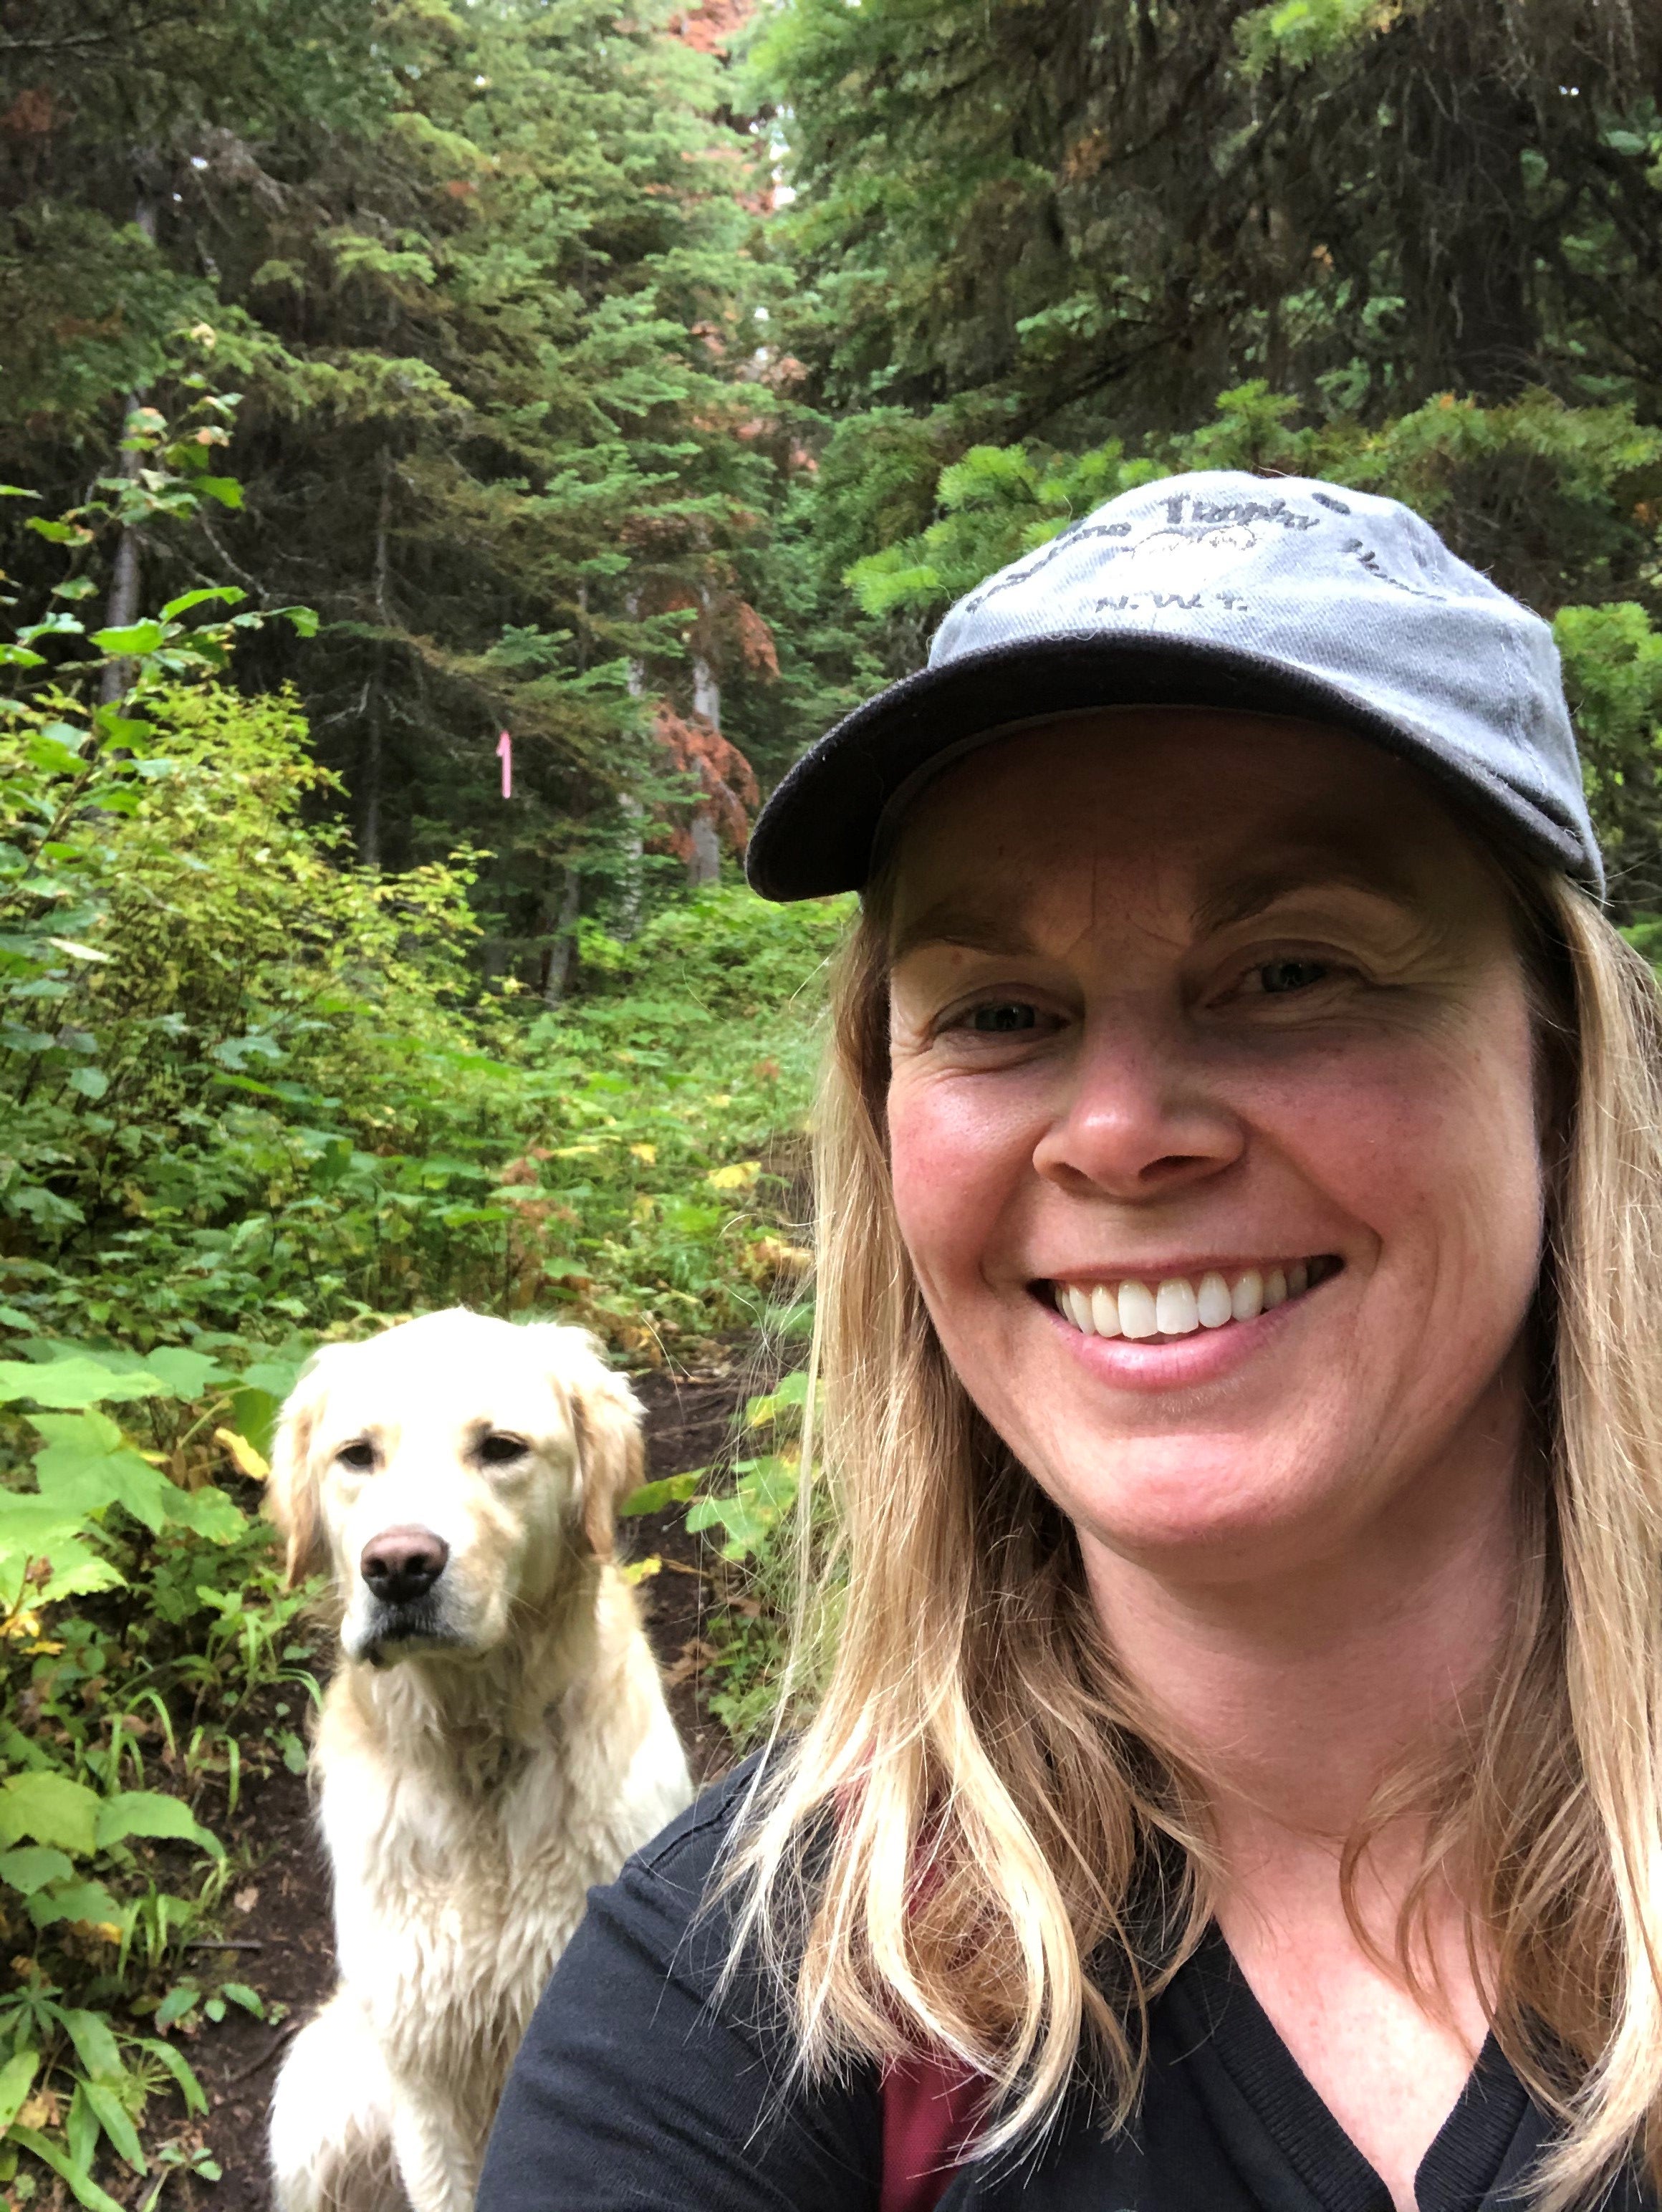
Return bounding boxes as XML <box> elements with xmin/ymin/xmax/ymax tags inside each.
<box><xmin>1193</xmin><ymin>860</ymin><xmax>1418</xmax><ymax>934</ymax></box>
<box><xmin>889</xmin><ymin>900</ymin><xmax>1044</xmax><ymax>962</ymax></box>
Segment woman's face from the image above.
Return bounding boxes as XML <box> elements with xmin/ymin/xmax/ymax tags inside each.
<box><xmin>884</xmin><ymin>712</ymin><xmax>1545</xmax><ymax>1587</ymax></box>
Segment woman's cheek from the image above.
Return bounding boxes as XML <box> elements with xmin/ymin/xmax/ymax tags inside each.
<box><xmin>887</xmin><ymin>1070</ymin><xmax>1034</xmax><ymax>1289</ymax></box>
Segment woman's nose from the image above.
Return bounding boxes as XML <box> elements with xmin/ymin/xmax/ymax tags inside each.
<box><xmin>1031</xmin><ymin>1016</ymin><xmax>1246</xmax><ymax>1198</ymax></box>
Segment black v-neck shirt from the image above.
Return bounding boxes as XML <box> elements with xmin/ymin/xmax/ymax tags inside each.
<box><xmin>479</xmin><ymin>1764</ymin><xmax>1653</xmax><ymax>2211</ymax></box>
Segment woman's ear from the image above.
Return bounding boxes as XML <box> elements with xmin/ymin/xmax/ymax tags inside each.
<box><xmin>562</xmin><ymin>1340</ymin><xmax>645</xmax><ymax>1559</ymax></box>
<box><xmin>264</xmin><ymin>1355</ymin><xmax>336</xmax><ymax>1588</ymax></box>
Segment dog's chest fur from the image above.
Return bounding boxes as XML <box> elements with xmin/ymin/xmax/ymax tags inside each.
<box><xmin>312</xmin><ymin>1577</ymin><xmax>688</xmax><ymax>2107</ymax></box>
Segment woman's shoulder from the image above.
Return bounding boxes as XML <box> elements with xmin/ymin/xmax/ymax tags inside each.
<box><xmin>481</xmin><ymin>1746</ymin><xmax>886</xmax><ymax>2211</ymax></box>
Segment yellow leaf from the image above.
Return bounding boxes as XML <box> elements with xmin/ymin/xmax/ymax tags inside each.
<box><xmin>3</xmin><ymin>1609</ymin><xmax>43</xmax><ymax>1642</ymax></box>
<box><xmin>622</xmin><ymin>1556</ymin><xmax>662</xmax><ymax>1585</ymax></box>
<box><xmin>633</xmin><ymin>1193</ymin><xmax>655</xmax><ymax>1222</ymax></box>
<box><xmin>214</xmin><ymin>1427</ymin><xmax>270</xmax><ymax>1481</ymax></box>
<box><xmin>706</xmin><ymin>1093</ymin><xmax>731</xmax><ymax>1108</ymax></box>
<box><xmin>629</xmin><ymin>1143</ymin><xmax>657</xmax><ymax>1165</ymax></box>
<box><xmin>706</xmin><ymin>1160</ymin><xmax>760</xmax><ymax>1192</ymax></box>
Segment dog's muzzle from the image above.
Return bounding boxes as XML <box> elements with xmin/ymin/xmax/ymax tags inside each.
<box><xmin>356</xmin><ymin>1525</ymin><xmax>458</xmax><ymax>1664</ymax></box>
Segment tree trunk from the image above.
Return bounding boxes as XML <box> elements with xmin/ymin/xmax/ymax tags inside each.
<box><xmin>618</xmin><ymin>592</ymin><xmax>647</xmax><ymax>938</ymax></box>
<box><xmin>688</xmin><ymin>619</ymin><xmax>721</xmax><ymax>888</ymax></box>
<box><xmin>542</xmin><ymin>866</ymin><xmax>582</xmax><ymax>1006</ymax></box>
<box><xmin>360</xmin><ymin>448</ymin><xmax>395</xmax><ymax>867</ymax></box>
<box><xmin>686</xmin><ymin>814</ymin><xmax>721</xmax><ymax>888</ymax></box>
<box><xmin>99</xmin><ymin>192</ymin><xmax>158</xmax><ymax>707</ymax></box>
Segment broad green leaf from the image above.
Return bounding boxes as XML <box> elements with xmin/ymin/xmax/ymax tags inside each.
<box><xmin>194</xmin><ymin>476</ymin><xmax>244</xmax><ymax>509</ymax></box>
<box><xmin>81</xmin><ymin>2082</ymin><xmax>145</xmax><ymax>2175</ymax></box>
<box><xmin>153</xmin><ymin>1984</ymin><xmax>199</xmax><ymax>2032</ymax></box>
<box><xmin>29</xmin><ymin>1876</ymin><xmax>125</xmax><ymax>1930</ymax></box>
<box><xmin>157</xmin><ymin>586</ymin><xmax>244</xmax><ymax>620</ymax></box>
<box><xmin>95</xmin><ymin>1791</ymin><xmax>222</xmax><ymax>1860</ymax></box>
<box><xmin>27</xmin><ymin>1413</ymin><xmax>240</xmax><ymax>1543</ymax></box>
<box><xmin>8</xmin><ymin>2125</ymin><xmax>126</xmax><ymax>2212</ymax></box>
<box><xmin>0</xmin><ymin>1359</ymin><xmax>168</xmax><ymax>1407</ymax></box>
<box><xmin>0</xmin><ymin>2049</ymin><xmax>39</xmax><ymax>2132</ymax></box>
<box><xmin>618</xmin><ymin>1470</ymin><xmax>701</xmax><ymax>1516</ymax></box>
<box><xmin>218</xmin><ymin>1983</ymin><xmax>264</xmax><ymax>2017</ymax></box>
<box><xmin>0</xmin><ymin>1771</ymin><xmax>99</xmax><ymax>1854</ymax></box>
<box><xmin>90</xmin><ymin>620</ymin><xmax>165</xmax><ymax>655</ymax></box>
<box><xmin>59</xmin><ymin>2008</ymin><xmax>123</xmax><ymax>2085</ymax></box>
<box><xmin>140</xmin><ymin>1345</ymin><xmax>226</xmax><ymax>1399</ymax></box>
<box><xmin>279</xmin><ymin>604</ymin><xmax>320</xmax><ymax>637</ymax></box>
<box><xmin>0</xmin><ymin>1845</ymin><xmax>76</xmax><ymax>1894</ymax></box>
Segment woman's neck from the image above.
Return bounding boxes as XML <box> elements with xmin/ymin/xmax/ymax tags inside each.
<box><xmin>1080</xmin><ymin>1394</ymin><xmax>1525</xmax><ymax>1850</ymax></box>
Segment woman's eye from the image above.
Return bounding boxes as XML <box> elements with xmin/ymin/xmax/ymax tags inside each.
<box><xmin>1256</xmin><ymin>958</ymin><xmax>1332</xmax><ymax>995</ymax></box>
<box><xmin>966</xmin><ymin>1001</ymin><xmax>1039</xmax><ymax>1033</ymax></box>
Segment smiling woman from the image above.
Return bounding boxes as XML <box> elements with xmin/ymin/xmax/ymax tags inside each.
<box><xmin>481</xmin><ymin>476</ymin><xmax>1662</xmax><ymax>2212</ymax></box>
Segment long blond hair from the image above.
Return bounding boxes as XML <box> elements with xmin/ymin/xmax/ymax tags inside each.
<box><xmin>729</xmin><ymin>865</ymin><xmax>1662</xmax><ymax>2207</ymax></box>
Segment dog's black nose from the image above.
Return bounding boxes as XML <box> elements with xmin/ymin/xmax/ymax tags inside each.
<box><xmin>360</xmin><ymin>1526</ymin><xmax>449</xmax><ymax>1605</ymax></box>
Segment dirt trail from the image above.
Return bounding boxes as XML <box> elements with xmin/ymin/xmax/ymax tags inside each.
<box><xmin>187</xmin><ymin>1357</ymin><xmax>751</xmax><ymax>2211</ymax></box>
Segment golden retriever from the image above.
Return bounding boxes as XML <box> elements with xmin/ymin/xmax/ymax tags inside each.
<box><xmin>264</xmin><ymin>1308</ymin><xmax>692</xmax><ymax>2212</ymax></box>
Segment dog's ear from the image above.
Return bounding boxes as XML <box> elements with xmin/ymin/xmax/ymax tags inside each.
<box><xmin>264</xmin><ymin>1354</ymin><xmax>336</xmax><ymax>1588</ymax></box>
<box><xmin>563</xmin><ymin>1342</ymin><xmax>645</xmax><ymax>1560</ymax></box>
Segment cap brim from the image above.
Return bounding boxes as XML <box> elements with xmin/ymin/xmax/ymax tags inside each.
<box><xmin>744</xmin><ymin>633</ymin><xmax>1600</xmax><ymax>900</ymax></box>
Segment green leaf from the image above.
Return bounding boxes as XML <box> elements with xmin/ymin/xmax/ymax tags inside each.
<box><xmin>618</xmin><ymin>1469</ymin><xmax>702</xmax><ymax>1516</ymax></box>
<box><xmin>59</xmin><ymin>2008</ymin><xmax>123</xmax><ymax>2085</ymax></box>
<box><xmin>0</xmin><ymin>1844</ymin><xmax>77</xmax><ymax>1894</ymax></box>
<box><xmin>141</xmin><ymin>1346</ymin><xmax>226</xmax><ymax>1399</ymax></box>
<box><xmin>0</xmin><ymin>2049</ymin><xmax>39</xmax><ymax>2132</ymax></box>
<box><xmin>157</xmin><ymin>586</ymin><xmax>244</xmax><ymax>621</ymax></box>
<box><xmin>81</xmin><ymin>2082</ymin><xmax>146</xmax><ymax>2175</ymax></box>
<box><xmin>279</xmin><ymin>605</ymin><xmax>320</xmax><ymax>638</ymax></box>
<box><xmin>218</xmin><ymin>1983</ymin><xmax>264</xmax><ymax>2018</ymax></box>
<box><xmin>134</xmin><ymin>2037</ymin><xmax>206</xmax><ymax>2115</ymax></box>
<box><xmin>9</xmin><ymin>2126</ymin><xmax>127</xmax><ymax>2212</ymax></box>
<box><xmin>29</xmin><ymin>1877</ymin><xmax>124</xmax><ymax>1930</ymax></box>
<box><xmin>67</xmin><ymin>1068</ymin><xmax>109</xmax><ymax>1100</ymax></box>
<box><xmin>95</xmin><ymin>1792</ymin><xmax>222</xmax><ymax>1860</ymax></box>
<box><xmin>90</xmin><ymin>620</ymin><xmax>165</xmax><ymax>656</ymax></box>
<box><xmin>0</xmin><ymin>1360</ymin><xmax>169</xmax><ymax>1407</ymax></box>
<box><xmin>0</xmin><ymin>1771</ymin><xmax>100</xmax><ymax>1855</ymax></box>
<box><xmin>194</xmin><ymin>477</ymin><xmax>244</xmax><ymax>510</ymax></box>
<box><xmin>153</xmin><ymin>1985</ymin><xmax>199</xmax><ymax>2032</ymax></box>
<box><xmin>0</xmin><ymin>484</ymin><xmax>39</xmax><ymax>499</ymax></box>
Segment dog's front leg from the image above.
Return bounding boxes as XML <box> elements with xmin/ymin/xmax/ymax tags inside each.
<box><xmin>389</xmin><ymin>2086</ymin><xmax>479</xmax><ymax>2212</ymax></box>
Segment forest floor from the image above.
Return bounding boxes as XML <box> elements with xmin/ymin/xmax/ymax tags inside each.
<box><xmin>180</xmin><ymin>1355</ymin><xmax>752</xmax><ymax>2212</ymax></box>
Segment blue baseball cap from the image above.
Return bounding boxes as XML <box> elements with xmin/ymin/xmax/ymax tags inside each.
<box><xmin>745</xmin><ymin>470</ymin><xmax>1603</xmax><ymax>900</ymax></box>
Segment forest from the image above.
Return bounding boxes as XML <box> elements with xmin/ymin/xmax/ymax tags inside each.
<box><xmin>4</xmin><ymin>0</ymin><xmax>1662</xmax><ymax>2201</ymax></box>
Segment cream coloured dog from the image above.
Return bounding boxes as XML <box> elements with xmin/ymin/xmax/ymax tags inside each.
<box><xmin>264</xmin><ymin>1308</ymin><xmax>692</xmax><ymax>2212</ymax></box>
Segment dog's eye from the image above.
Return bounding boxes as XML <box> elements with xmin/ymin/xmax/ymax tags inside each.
<box><xmin>477</xmin><ymin>1433</ymin><xmax>528</xmax><ymax>1466</ymax></box>
<box><xmin>336</xmin><ymin>1441</ymin><xmax>377</xmax><ymax>1472</ymax></box>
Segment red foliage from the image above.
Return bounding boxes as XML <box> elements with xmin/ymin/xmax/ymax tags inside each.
<box><xmin>652</xmin><ymin>704</ymin><xmax>759</xmax><ymax>860</ymax></box>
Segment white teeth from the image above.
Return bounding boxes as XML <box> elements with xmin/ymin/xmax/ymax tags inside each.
<box><xmin>1197</xmin><ymin>1271</ymin><xmax>1233</xmax><ymax>1328</ymax></box>
<box><xmin>1118</xmin><ymin>1280</ymin><xmax>1159</xmax><ymax>1340</ymax></box>
<box><xmin>1055</xmin><ymin>1259</ymin><xmax>1324</xmax><ymax>1341</ymax></box>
